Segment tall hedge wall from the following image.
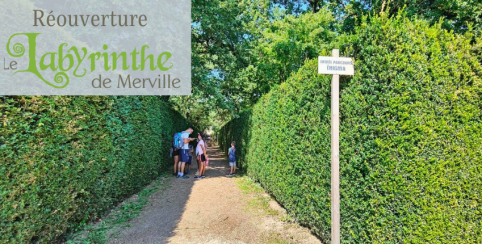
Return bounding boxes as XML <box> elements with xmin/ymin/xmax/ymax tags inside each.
<box><xmin>219</xmin><ymin>14</ymin><xmax>482</xmax><ymax>243</ymax></box>
<box><xmin>0</xmin><ymin>96</ymin><xmax>188</xmax><ymax>243</ymax></box>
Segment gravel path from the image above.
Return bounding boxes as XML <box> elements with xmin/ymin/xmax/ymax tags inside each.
<box><xmin>109</xmin><ymin>146</ymin><xmax>321</xmax><ymax>244</ymax></box>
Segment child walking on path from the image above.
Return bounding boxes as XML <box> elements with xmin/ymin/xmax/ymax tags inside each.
<box><xmin>228</xmin><ymin>141</ymin><xmax>236</xmax><ymax>176</ymax></box>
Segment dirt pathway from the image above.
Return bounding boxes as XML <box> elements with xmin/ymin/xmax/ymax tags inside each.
<box><xmin>109</xmin><ymin>146</ymin><xmax>321</xmax><ymax>244</ymax></box>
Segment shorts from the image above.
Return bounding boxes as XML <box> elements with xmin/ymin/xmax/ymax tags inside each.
<box><xmin>229</xmin><ymin>161</ymin><xmax>236</xmax><ymax>167</ymax></box>
<box><xmin>180</xmin><ymin>149</ymin><xmax>189</xmax><ymax>163</ymax></box>
<box><xmin>197</xmin><ymin>154</ymin><xmax>206</xmax><ymax>162</ymax></box>
<box><xmin>173</xmin><ymin>149</ymin><xmax>180</xmax><ymax>156</ymax></box>
<box><xmin>187</xmin><ymin>155</ymin><xmax>193</xmax><ymax>165</ymax></box>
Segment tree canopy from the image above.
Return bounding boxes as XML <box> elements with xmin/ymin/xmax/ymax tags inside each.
<box><xmin>180</xmin><ymin>0</ymin><xmax>482</xmax><ymax>130</ymax></box>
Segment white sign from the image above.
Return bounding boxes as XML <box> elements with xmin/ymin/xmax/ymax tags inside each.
<box><xmin>318</xmin><ymin>56</ymin><xmax>354</xmax><ymax>75</ymax></box>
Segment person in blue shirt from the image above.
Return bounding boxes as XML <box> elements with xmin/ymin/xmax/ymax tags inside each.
<box><xmin>178</xmin><ymin>128</ymin><xmax>195</xmax><ymax>179</ymax></box>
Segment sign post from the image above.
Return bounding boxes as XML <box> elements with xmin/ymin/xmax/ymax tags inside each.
<box><xmin>318</xmin><ymin>49</ymin><xmax>354</xmax><ymax>244</ymax></box>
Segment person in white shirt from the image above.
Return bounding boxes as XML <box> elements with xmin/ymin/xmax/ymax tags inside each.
<box><xmin>194</xmin><ymin>132</ymin><xmax>208</xmax><ymax>179</ymax></box>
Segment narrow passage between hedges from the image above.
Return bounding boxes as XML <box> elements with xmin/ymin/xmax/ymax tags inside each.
<box><xmin>107</xmin><ymin>146</ymin><xmax>321</xmax><ymax>244</ymax></box>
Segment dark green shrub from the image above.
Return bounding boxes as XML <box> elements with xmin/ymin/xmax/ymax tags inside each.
<box><xmin>220</xmin><ymin>13</ymin><xmax>482</xmax><ymax>243</ymax></box>
<box><xmin>0</xmin><ymin>96</ymin><xmax>188</xmax><ymax>243</ymax></box>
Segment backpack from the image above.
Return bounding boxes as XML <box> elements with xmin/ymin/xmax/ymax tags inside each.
<box><xmin>173</xmin><ymin>132</ymin><xmax>183</xmax><ymax>150</ymax></box>
<box><xmin>229</xmin><ymin>148</ymin><xmax>236</xmax><ymax>162</ymax></box>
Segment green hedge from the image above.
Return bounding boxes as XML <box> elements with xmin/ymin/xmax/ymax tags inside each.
<box><xmin>0</xmin><ymin>96</ymin><xmax>188</xmax><ymax>243</ymax></box>
<box><xmin>219</xmin><ymin>14</ymin><xmax>482</xmax><ymax>243</ymax></box>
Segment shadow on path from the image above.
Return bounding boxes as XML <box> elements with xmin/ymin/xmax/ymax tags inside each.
<box><xmin>109</xmin><ymin>146</ymin><xmax>230</xmax><ymax>244</ymax></box>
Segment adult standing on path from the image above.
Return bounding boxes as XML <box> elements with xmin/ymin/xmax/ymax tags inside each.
<box><xmin>178</xmin><ymin>128</ymin><xmax>195</xmax><ymax>179</ymax></box>
<box><xmin>194</xmin><ymin>132</ymin><xmax>208</xmax><ymax>179</ymax></box>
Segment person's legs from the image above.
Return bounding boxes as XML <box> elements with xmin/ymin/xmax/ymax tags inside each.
<box><xmin>196</xmin><ymin>155</ymin><xmax>201</xmax><ymax>176</ymax></box>
<box><xmin>229</xmin><ymin>161</ymin><xmax>236</xmax><ymax>175</ymax></box>
<box><xmin>186</xmin><ymin>155</ymin><xmax>192</xmax><ymax>174</ymax></box>
<box><xmin>200</xmin><ymin>162</ymin><xmax>205</xmax><ymax>176</ymax></box>
<box><xmin>200</xmin><ymin>154</ymin><xmax>206</xmax><ymax>176</ymax></box>
<box><xmin>173</xmin><ymin>155</ymin><xmax>179</xmax><ymax>175</ymax></box>
<box><xmin>195</xmin><ymin>155</ymin><xmax>203</xmax><ymax>178</ymax></box>
<box><xmin>180</xmin><ymin>162</ymin><xmax>186</xmax><ymax>175</ymax></box>
<box><xmin>178</xmin><ymin>149</ymin><xmax>189</xmax><ymax>178</ymax></box>
<box><xmin>177</xmin><ymin>161</ymin><xmax>182</xmax><ymax>176</ymax></box>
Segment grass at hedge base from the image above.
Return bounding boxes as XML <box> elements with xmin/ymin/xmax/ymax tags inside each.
<box><xmin>0</xmin><ymin>96</ymin><xmax>188</xmax><ymax>243</ymax></box>
<box><xmin>219</xmin><ymin>14</ymin><xmax>482</xmax><ymax>243</ymax></box>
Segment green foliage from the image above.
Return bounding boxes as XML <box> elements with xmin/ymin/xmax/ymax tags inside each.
<box><xmin>235</xmin><ymin>9</ymin><xmax>335</xmax><ymax>98</ymax></box>
<box><xmin>371</xmin><ymin>0</ymin><xmax>482</xmax><ymax>34</ymax></box>
<box><xmin>177</xmin><ymin>1</ymin><xmax>335</xmax><ymax>128</ymax></box>
<box><xmin>0</xmin><ymin>96</ymin><xmax>189</xmax><ymax>243</ymax></box>
<box><xmin>170</xmin><ymin>0</ymin><xmax>267</xmax><ymax>128</ymax></box>
<box><xmin>219</xmin><ymin>13</ymin><xmax>482</xmax><ymax>243</ymax></box>
<box><xmin>176</xmin><ymin>0</ymin><xmax>482</xmax><ymax>129</ymax></box>
<box><xmin>272</xmin><ymin>0</ymin><xmax>482</xmax><ymax>34</ymax></box>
